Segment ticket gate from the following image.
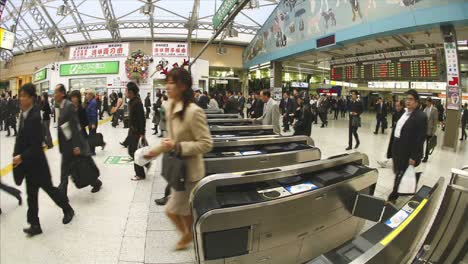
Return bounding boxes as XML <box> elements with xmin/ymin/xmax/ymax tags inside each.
<box><xmin>205</xmin><ymin>109</ymin><xmax>224</xmax><ymax>114</ymax></box>
<box><xmin>210</xmin><ymin>125</ymin><xmax>277</xmax><ymax>138</ymax></box>
<box><xmin>206</xmin><ymin>114</ymin><xmax>240</xmax><ymax>119</ymax></box>
<box><xmin>191</xmin><ymin>153</ymin><xmax>377</xmax><ymax>264</ymax></box>
<box><xmin>204</xmin><ymin>135</ymin><xmax>319</xmax><ymax>175</ymax></box>
<box><xmin>208</xmin><ymin>118</ymin><xmax>253</xmax><ymax>126</ymax></box>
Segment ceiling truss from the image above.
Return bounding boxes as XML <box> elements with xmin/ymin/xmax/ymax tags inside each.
<box><xmin>99</xmin><ymin>0</ymin><xmax>121</xmax><ymax>40</ymax></box>
<box><xmin>63</xmin><ymin>0</ymin><xmax>91</xmax><ymax>41</ymax></box>
<box><xmin>28</xmin><ymin>0</ymin><xmax>67</xmax><ymax>48</ymax></box>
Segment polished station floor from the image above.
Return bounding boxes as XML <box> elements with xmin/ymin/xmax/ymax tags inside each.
<box><xmin>0</xmin><ymin>113</ymin><xmax>467</xmax><ymax>264</ymax></box>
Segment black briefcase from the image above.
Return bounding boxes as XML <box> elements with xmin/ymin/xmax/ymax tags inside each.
<box><xmin>88</xmin><ymin>133</ymin><xmax>104</xmax><ymax>148</ymax></box>
<box><xmin>13</xmin><ymin>165</ymin><xmax>26</xmax><ymax>186</ymax></box>
<box><xmin>70</xmin><ymin>156</ymin><xmax>100</xmax><ymax>189</ymax></box>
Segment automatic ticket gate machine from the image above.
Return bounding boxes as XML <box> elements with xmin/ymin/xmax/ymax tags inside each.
<box><xmin>191</xmin><ymin>153</ymin><xmax>377</xmax><ymax>264</ymax></box>
<box><xmin>206</xmin><ymin>114</ymin><xmax>240</xmax><ymax>119</ymax></box>
<box><xmin>208</xmin><ymin>118</ymin><xmax>254</xmax><ymax>126</ymax></box>
<box><xmin>210</xmin><ymin>125</ymin><xmax>277</xmax><ymax>138</ymax></box>
<box><xmin>204</xmin><ymin>135</ymin><xmax>319</xmax><ymax>175</ymax></box>
<box><xmin>204</xmin><ymin>109</ymin><xmax>224</xmax><ymax>114</ymax></box>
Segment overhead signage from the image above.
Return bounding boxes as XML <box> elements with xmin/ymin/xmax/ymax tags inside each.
<box><xmin>152</xmin><ymin>42</ymin><xmax>188</xmax><ymax>57</ymax></box>
<box><xmin>291</xmin><ymin>82</ymin><xmax>309</xmax><ymax>88</ymax></box>
<box><xmin>330</xmin><ymin>48</ymin><xmax>437</xmax><ymax>65</ymax></box>
<box><xmin>0</xmin><ymin>27</ymin><xmax>15</xmax><ymax>50</ymax></box>
<box><xmin>60</xmin><ymin>61</ymin><xmax>120</xmax><ymax>76</ymax></box>
<box><xmin>69</xmin><ymin>43</ymin><xmax>129</xmax><ymax>60</ymax></box>
<box><xmin>325</xmin><ymin>80</ymin><xmax>358</xmax><ymax>88</ymax></box>
<box><xmin>368</xmin><ymin>81</ymin><xmax>409</xmax><ymax>89</ymax></box>
<box><xmin>316</xmin><ymin>35</ymin><xmax>335</xmax><ymax>48</ymax></box>
<box><xmin>411</xmin><ymin>82</ymin><xmax>446</xmax><ymax>90</ymax></box>
<box><xmin>33</xmin><ymin>68</ymin><xmax>47</xmax><ymax>82</ymax></box>
<box><xmin>213</xmin><ymin>0</ymin><xmax>238</xmax><ymax>29</ymax></box>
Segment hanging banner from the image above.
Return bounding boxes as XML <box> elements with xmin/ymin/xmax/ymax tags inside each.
<box><xmin>69</xmin><ymin>43</ymin><xmax>129</xmax><ymax>60</ymax></box>
<box><xmin>444</xmin><ymin>42</ymin><xmax>460</xmax><ymax>110</ymax></box>
<box><xmin>152</xmin><ymin>42</ymin><xmax>189</xmax><ymax>57</ymax></box>
<box><xmin>151</xmin><ymin>42</ymin><xmax>189</xmax><ymax>79</ymax></box>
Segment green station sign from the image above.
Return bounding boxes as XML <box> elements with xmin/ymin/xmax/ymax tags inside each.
<box><xmin>212</xmin><ymin>0</ymin><xmax>238</xmax><ymax>29</ymax></box>
<box><xmin>33</xmin><ymin>68</ymin><xmax>47</xmax><ymax>82</ymax></box>
<box><xmin>104</xmin><ymin>156</ymin><xmax>133</xmax><ymax>165</ymax></box>
<box><xmin>60</xmin><ymin>61</ymin><xmax>119</xmax><ymax>76</ymax></box>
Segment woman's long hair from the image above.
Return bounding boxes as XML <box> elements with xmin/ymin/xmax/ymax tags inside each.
<box><xmin>69</xmin><ymin>90</ymin><xmax>83</xmax><ymax>109</ymax></box>
<box><xmin>166</xmin><ymin>68</ymin><xmax>194</xmax><ymax>119</ymax></box>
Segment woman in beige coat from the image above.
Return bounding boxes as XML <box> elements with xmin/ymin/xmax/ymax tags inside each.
<box><xmin>149</xmin><ymin>68</ymin><xmax>213</xmax><ymax>250</ymax></box>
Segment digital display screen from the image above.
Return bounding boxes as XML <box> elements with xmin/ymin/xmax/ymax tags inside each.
<box><xmin>385</xmin><ymin>209</ymin><xmax>410</xmax><ymax>229</ymax></box>
<box><xmin>285</xmin><ymin>182</ymin><xmax>318</xmax><ymax>194</ymax></box>
<box><xmin>0</xmin><ymin>27</ymin><xmax>15</xmax><ymax>50</ymax></box>
<box><xmin>316</xmin><ymin>34</ymin><xmax>335</xmax><ymax>48</ymax></box>
<box><xmin>332</xmin><ymin>56</ymin><xmax>439</xmax><ymax>81</ymax></box>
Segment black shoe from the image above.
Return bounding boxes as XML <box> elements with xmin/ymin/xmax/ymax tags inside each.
<box><xmin>15</xmin><ymin>192</ymin><xmax>22</xmax><ymax>205</ymax></box>
<box><xmin>23</xmin><ymin>225</ymin><xmax>43</xmax><ymax>236</ymax></box>
<box><xmin>345</xmin><ymin>146</ymin><xmax>352</xmax><ymax>150</ymax></box>
<box><xmin>152</xmin><ymin>132</ymin><xmax>157</xmax><ymax>135</ymax></box>
<box><xmin>460</xmin><ymin>138</ymin><xmax>464</xmax><ymax>141</ymax></box>
<box><xmin>320</xmin><ymin>124</ymin><xmax>325</xmax><ymax>128</ymax></box>
<box><xmin>101</xmin><ymin>143</ymin><xmax>106</xmax><ymax>150</ymax></box>
<box><xmin>422</xmin><ymin>158</ymin><xmax>428</xmax><ymax>163</ymax></box>
<box><xmin>355</xmin><ymin>143</ymin><xmax>360</xmax><ymax>149</ymax></box>
<box><xmin>155</xmin><ymin>196</ymin><xmax>168</xmax><ymax>206</ymax></box>
<box><xmin>120</xmin><ymin>142</ymin><xmax>127</xmax><ymax>147</ymax></box>
<box><xmin>158</xmin><ymin>134</ymin><xmax>163</xmax><ymax>138</ymax></box>
<box><xmin>91</xmin><ymin>180</ymin><xmax>102</xmax><ymax>193</ymax></box>
<box><xmin>63</xmin><ymin>209</ymin><xmax>75</xmax><ymax>224</ymax></box>
<box><xmin>373</xmin><ymin>131</ymin><xmax>378</xmax><ymax>135</ymax></box>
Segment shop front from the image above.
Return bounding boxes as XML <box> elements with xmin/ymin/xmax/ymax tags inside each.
<box><xmin>209</xmin><ymin>67</ymin><xmax>244</xmax><ymax>93</ymax></box>
<box><xmin>32</xmin><ymin>67</ymin><xmax>50</xmax><ymax>95</ymax></box>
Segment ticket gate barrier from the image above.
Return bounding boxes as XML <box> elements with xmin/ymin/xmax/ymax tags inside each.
<box><xmin>212</xmin><ymin>134</ymin><xmax>315</xmax><ymax>146</ymax></box>
<box><xmin>208</xmin><ymin>118</ymin><xmax>254</xmax><ymax>126</ymax></box>
<box><xmin>191</xmin><ymin>153</ymin><xmax>376</xmax><ymax>264</ymax></box>
<box><xmin>206</xmin><ymin>114</ymin><xmax>240</xmax><ymax>119</ymax></box>
<box><xmin>205</xmin><ymin>109</ymin><xmax>224</xmax><ymax>114</ymax></box>
<box><xmin>210</xmin><ymin>125</ymin><xmax>277</xmax><ymax>138</ymax></box>
<box><xmin>205</xmin><ymin>135</ymin><xmax>319</xmax><ymax>175</ymax></box>
<box><xmin>308</xmin><ymin>166</ymin><xmax>468</xmax><ymax>264</ymax></box>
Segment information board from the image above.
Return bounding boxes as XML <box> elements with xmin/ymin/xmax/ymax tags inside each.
<box><xmin>60</xmin><ymin>61</ymin><xmax>120</xmax><ymax>76</ymax></box>
<box><xmin>33</xmin><ymin>68</ymin><xmax>47</xmax><ymax>82</ymax></box>
<box><xmin>0</xmin><ymin>27</ymin><xmax>15</xmax><ymax>50</ymax></box>
<box><xmin>69</xmin><ymin>43</ymin><xmax>129</xmax><ymax>60</ymax></box>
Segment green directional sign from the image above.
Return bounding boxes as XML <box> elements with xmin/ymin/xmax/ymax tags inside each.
<box><xmin>33</xmin><ymin>68</ymin><xmax>47</xmax><ymax>82</ymax></box>
<box><xmin>212</xmin><ymin>0</ymin><xmax>238</xmax><ymax>29</ymax></box>
<box><xmin>60</xmin><ymin>61</ymin><xmax>119</xmax><ymax>76</ymax></box>
<box><xmin>104</xmin><ymin>155</ymin><xmax>133</xmax><ymax>165</ymax></box>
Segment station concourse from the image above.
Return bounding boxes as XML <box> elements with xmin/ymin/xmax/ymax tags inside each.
<box><xmin>0</xmin><ymin>0</ymin><xmax>467</xmax><ymax>263</ymax></box>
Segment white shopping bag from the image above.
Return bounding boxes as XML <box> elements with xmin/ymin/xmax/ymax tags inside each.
<box><xmin>134</xmin><ymin>146</ymin><xmax>153</xmax><ymax>167</ymax></box>
<box><xmin>397</xmin><ymin>165</ymin><xmax>417</xmax><ymax>194</ymax></box>
<box><xmin>60</xmin><ymin>121</ymin><xmax>72</xmax><ymax>140</ymax></box>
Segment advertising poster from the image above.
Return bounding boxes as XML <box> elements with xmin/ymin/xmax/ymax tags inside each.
<box><xmin>69</xmin><ymin>43</ymin><xmax>129</xmax><ymax>60</ymax></box>
<box><xmin>447</xmin><ymin>87</ymin><xmax>461</xmax><ymax>110</ymax></box>
<box><xmin>151</xmin><ymin>42</ymin><xmax>189</xmax><ymax>80</ymax></box>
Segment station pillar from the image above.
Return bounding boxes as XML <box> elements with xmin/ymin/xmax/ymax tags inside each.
<box><xmin>270</xmin><ymin>61</ymin><xmax>282</xmax><ymax>100</ymax></box>
<box><xmin>441</xmin><ymin>25</ymin><xmax>462</xmax><ymax>149</ymax></box>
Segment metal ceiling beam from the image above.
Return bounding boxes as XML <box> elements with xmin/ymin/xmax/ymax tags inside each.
<box><xmin>1</xmin><ymin>0</ymin><xmax>56</xmax><ymax>21</ymax></box>
<box><xmin>0</xmin><ymin>50</ymin><xmax>14</xmax><ymax>62</ymax></box>
<box><xmin>99</xmin><ymin>0</ymin><xmax>121</xmax><ymax>40</ymax></box>
<box><xmin>186</xmin><ymin>0</ymin><xmax>200</xmax><ymax>45</ymax></box>
<box><xmin>63</xmin><ymin>0</ymin><xmax>91</xmax><ymax>41</ymax></box>
<box><xmin>392</xmin><ymin>35</ymin><xmax>412</xmax><ymax>49</ymax></box>
<box><xmin>240</xmin><ymin>11</ymin><xmax>261</xmax><ymax>27</ymax></box>
<box><xmin>28</xmin><ymin>0</ymin><xmax>67</xmax><ymax>48</ymax></box>
<box><xmin>6</xmin><ymin>4</ymin><xmax>45</xmax><ymax>50</ymax></box>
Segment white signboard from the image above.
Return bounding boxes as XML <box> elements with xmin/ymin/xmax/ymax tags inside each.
<box><xmin>330</xmin><ymin>48</ymin><xmax>436</xmax><ymax>65</ymax></box>
<box><xmin>69</xmin><ymin>43</ymin><xmax>129</xmax><ymax>60</ymax></box>
<box><xmin>152</xmin><ymin>42</ymin><xmax>189</xmax><ymax>57</ymax></box>
<box><xmin>291</xmin><ymin>82</ymin><xmax>309</xmax><ymax>88</ymax></box>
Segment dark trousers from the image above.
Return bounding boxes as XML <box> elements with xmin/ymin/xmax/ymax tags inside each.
<box><xmin>6</xmin><ymin>121</ymin><xmax>17</xmax><ymax>136</ymax></box>
<box><xmin>462</xmin><ymin>122</ymin><xmax>467</xmax><ymax>139</ymax></box>
<box><xmin>146</xmin><ymin>107</ymin><xmax>151</xmax><ymax>119</ymax></box>
<box><xmin>42</xmin><ymin>120</ymin><xmax>53</xmax><ymax>148</ymax></box>
<box><xmin>424</xmin><ymin>135</ymin><xmax>432</xmax><ymax>159</ymax></box>
<box><xmin>128</xmin><ymin>135</ymin><xmax>146</xmax><ymax>179</ymax></box>
<box><xmin>375</xmin><ymin>116</ymin><xmax>386</xmax><ymax>133</ymax></box>
<box><xmin>283</xmin><ymin>115</ymin><xmax>290</xmax><ymax>131</ymax></box>
<box><xmin>341</xmin><ymin>109</ymin><xmax>346</xmax><ymax>118</ymax></box>
<box><xmin>0</xmin><ymin>181</ymin><xmax>20</xmax><ymax>198</ymax></box>
<box><xmin>88</xmin><ymin>126</ymin><xmax>97</xmax><ymax>154</ymax></box>
<box><xmin>334</xmin><ymin>109</ymin><xmax>339</xmax><ymax>120</ymax></box>
<box><xmin>112</xmin><ymin>113</ymin><xmax>119</xmax><ymax>127</ymax></box>
<box><xmin>348</xmin><ymin>122</ymin><xmax>360</xmax><ymax>147</ymax></box>
<box><xmin>26</xmin><ymin>176</ymin><xmax>71</xmax><ymax>225</ymax></box>
<box><xmin>100</xmin><ymin>108</ymin><xmax>110</xmax><ymax>119</ymax></box>
<box><xmin>59</xmin><ymin>155</ymin><xmax>100</xmax><ymax>197</ymax></box>
<box><xmin>319</xmin><ymin>112</ymin><xmax>328</xmax><ymax>125</ymax></box>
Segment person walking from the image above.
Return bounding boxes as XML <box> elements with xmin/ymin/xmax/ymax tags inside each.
<box><xmin>55</xmin><ymin>84</ymin><xmax>102</xmax><ymax>196</ymax></box>
<box><xmin>0</xmin><ymin>93</ymin><xmax>6</xmax><ymax>131</ymax></box>
<box><xmin>256</xmin><ymin>89</ymin><xmax>281</xmax><ymax>134</ymax></box>
<box><xmin>374</xmin><ymin>97</ymin><xmax>388</xmax><ymax>134</ymax></box>
<box><xmin>145</xmin><ymin>92</ymin><xmax>151</xmax><ymax>119</ymax></box>
<box><xmin>279</xmin><ymin>92</ymin><xmax>294</xmax><ymax>132</ymax></box>
<box><xmin>422</xmin><ymin>97</ymin><xmax>439</xmax><ymax>163</ymax></box>
<box><xmin>112</xmin><ymin>92</ymin><xmax>124</xmax><ymax>127</ymax></box>
<box><xmin>388</xmin><ymin>89</ymin><xmax>427</xmax><ymax>202</ymax></box>
<box><xmin>224</xmin><ymin>90</ymin><xmax>239</xmax><ymax>114</ymax></box>
<box><xmin>69</xmin><ymin>91</ymin><xmax>89</xmax><ymax>138</ymax></box>
<box><xmin>13</xmin><ymin>83</ymin><xmax>74</xmax><ymax>236</ymax></box>
<box><xmin>95</xmin><ymin>94</ymin><xmax>102</xmax><ymax>120</ymax></box>
<box><xmin>250</xmin><ymin>92</ymin><xmax>264</xmax><ymax>118</ymax></box>
<box><xmin>208</xmin><ymin>93</ymin><xmax>219</xmax><ymax>109</ymax></box>
<box><xmin>317</xmin><ymin>94</ymin><xmax>329</xmax><ymax>128</ymax></box>
<box><xmin>6</xmin><ymin>91</ymin><xmax>18</xmax><ymax>137</ymax></box>
<box><xmin>461</xmin><ymin>103</ymin><xmax>468</xmax><ymax>141</ymax></box>
<box><xmin>40</xmin><ymin>93</ymin><xmax>54</xmax><ymax>149</ymax></box>
<box><xmin>100</xmin><ymin>93</ymin><xmax>109</xmax><ymax>119</ymax></box>
<box><xmin>293</xmin><ymin>96</ymin><xmax>313</xmax><ymax>137</ymax></box>
<box><xmin>238</xmin><ymin>92</ymin><xmax>246</xmax><ymax>117</ymax></box>
<box><xmin>145</xmin><ymin>68</ymin><xmax>213</xmax><ymax>250</ymax></box>
<box><xmin>346</xmin><ymin>90</ymin><xmax>363</xmax><ymax>150</ymax></box>
<box><xmin>126</xmin><ymin>82</ymin><xmax>147</xmax><ymax>181</ymax></box>
<box><xmin>85</xmin><ymin>90</ymin><xmax>99</xmax><ymax>156</ymax></box>
<box><xmin>152</xmin><ymin>92</ymin><xmax>162</xmax><ymax>135</ymax></box>
<box><xmin>378</xmin><ymin>99</ymin><xmax>406</xmax><ymax>168</ymax></box>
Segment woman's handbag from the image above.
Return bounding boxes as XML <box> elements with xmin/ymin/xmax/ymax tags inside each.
<box><xmin>161</xmin><ymin>151</ymin><xmax>187</xmax><ymax>191</ymax></box>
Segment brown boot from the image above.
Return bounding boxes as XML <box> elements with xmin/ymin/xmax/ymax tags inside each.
<box><xmin>166</xmin><ymin>212</ymin><xmax>185</xmax><ymax>234</ymax></box>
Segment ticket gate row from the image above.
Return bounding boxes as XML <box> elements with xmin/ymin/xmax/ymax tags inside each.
<box><xmin>210</xmin><ymin>125</ymin><xmax>276</xmax><ymax>138</ymax></box>
<box><xmin>208</xmin><ymin>118</ymin><xmax>254</xmax><ymax>126</ymax></box>
<box><xmin>204</xmin><ymin>109</ymin><xmax>224</xmax><ymax>114</ymax></box>
<box><xmin>206</xmin><ymin>114</ymin><xmax>240</xmax><ymax>119</ymax></box>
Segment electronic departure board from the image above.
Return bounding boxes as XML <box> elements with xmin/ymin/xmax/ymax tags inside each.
<box><xmin>331</xmin><ymin>56</ymin><xmax>440</xmax><ymax>81</ymax></box>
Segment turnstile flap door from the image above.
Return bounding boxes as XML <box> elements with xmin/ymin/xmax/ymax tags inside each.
<box><xmin>203</xmin><ymin>226</ymin><xmax>251</xmax><ymax>260</ymax></box>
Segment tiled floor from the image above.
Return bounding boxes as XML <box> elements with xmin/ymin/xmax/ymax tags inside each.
<box><xmin>0</xmin><ymin>112</ymin><xmax>467</xmax><ymax>264</ymax></box>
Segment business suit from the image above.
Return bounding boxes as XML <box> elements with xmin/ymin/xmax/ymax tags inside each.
<box><xmin>374</xmin><ymin>102</ymin><xmax>388</xmax><ymax>134</ymax></box>
<box><xmin>386</xmin><ymin>109</ymin><xmax>405</xmax><ymax>159</ymax></box>
<box><xmin>250</xmin><ymin>99</ymin><xmax>264</xmax><ymax>118</ymax></box>
<box><xmin>224</xmin><ymin>96</ymin><xmax>239</xmax><ymax>114</ymax></box>
<box><xmin>423</xmin><ymin>106</ymin><xmax>438</xmax><ymax>160</ymax></box>
<box><xmin>197</xmin><ymin>95</ymin><xmax>209</xmax><ymax>109</ymax></box>
<box><xmin>461</xmin><ymin>108</ymin><xmax>468</xmax><ymax>140</ymax></box>
<box><xmin>257</xmin><ymin>98</ymin><xmax>281</xmax><ymax>134</ymax></box>
<box><xmin>238</xmin><ymin>96</ymin><xmax>246</xmax><ymax>117</ymax></box>
<box><xmin>41</xmin><ymin>100</ymin><xmax>53</xmax><ymax>148</ymax></box>
<box><xmin>145</xmin><ymin>96</ymin><xmax>151</xmax><ymax>119</ymax></box>
<box><xmin>389</xmin><ymin>109</ymin><xmax>427</xmax><ymax>200</ymax></box>
<box><xmin>127</xmin><ymin>97</ymin><xmax>147</xmax><ymax>179</ymax></box>
<box><xmin>14</xmin><ymin>106</ymin><xmax>72</xmax><ymax>226</ymax></box>
<box><xmin>279</xmin><ymin>97</ymin><xmax>295</xmax><ymax>131</ymax></box>
<box><xmin>348</xmin><ymin>99</ymin><xmax>363</xmax><ymax>148</ymax></box>
<box><xmin>57</xmin><ymin>100</ymin><xmax>95</xmax><ymax>196</ymax></box>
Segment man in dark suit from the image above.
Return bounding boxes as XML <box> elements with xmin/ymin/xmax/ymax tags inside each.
<box><xmin>55</xmin><ymin>84</ymin><xmax>102</xmax><ymax>196</ymax></box>
<box><xmin>13</xmin><ymin>83</ymin><xmax>74</xmax><ymax>236</ymax></box>
<box><xmin>224</xmin><ymin>90</ymin><xmax>239</xmax><ymax>114</ymax></box>
<box><xmin>250</xmin><ymin>91</ymin><xmax>264</xmax><ymax>118</ymax></box>
<box><xmin>144</xmin><ymin>92</ymin><xmax>151</xmax><ymax>119</ymax></box>
<box><xmin>461</xmin><ymin>103</ymin><xmax>468</xmax><ymax>141</ymax></box>
<box><xmin>279</xmin><ymin>91</ymin><xmax>295</xmax><ymax>132</ymax></box>
<box><xmin>197</xmin><ymin>91</ymin><xmax>210</xmax><ymax>109</ymax></box>
<box><xmin>374</xmin><ymin>97</ymin><xmax>388</xmax><ymax>134</ymax></box>
<box><xmin>388</xmin><ymin>89</ymin><xmax>427</xmax><ymax>202</ymax></box>
<box><xmin>237</xmin><ymin>92</ymin><xmax>246</xmax><ymax>117</ymax></box>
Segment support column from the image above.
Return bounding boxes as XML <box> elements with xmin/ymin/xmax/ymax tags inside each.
<box><xmin>441</xmin><ymin>25</ymin><xmax>462</xmax><ymax>149</ymax></box>
<box><xmin>270</xmin><ymin>61</ymin><xmax>282</xmax><ymax>100</ymax></box>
